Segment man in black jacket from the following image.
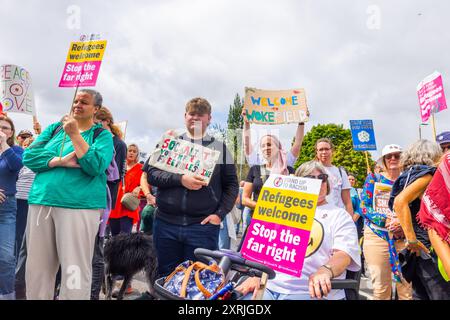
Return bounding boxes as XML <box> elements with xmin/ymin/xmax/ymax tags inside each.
<box><xmin>146</xmin><ymin>97</ymin><xmax>239</xmax><ymax>277</ymax></box>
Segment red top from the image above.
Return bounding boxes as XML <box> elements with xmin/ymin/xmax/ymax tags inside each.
<box><xmin>109</xmin><ymin>162</ymin><xmax>143</xmax><ymax>225</ymax></box>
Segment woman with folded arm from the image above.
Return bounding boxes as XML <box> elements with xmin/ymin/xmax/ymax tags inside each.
<box><xmin>23</xmin><ymin>89</ymin><xmax>113</xmax><ymax>300</ymax></box>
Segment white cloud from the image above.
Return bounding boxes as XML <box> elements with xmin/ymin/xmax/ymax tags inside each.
<box><xmin>1</xmin><ymin>0</ymin><xmax>449</xmax><ymax>160</ymax></box>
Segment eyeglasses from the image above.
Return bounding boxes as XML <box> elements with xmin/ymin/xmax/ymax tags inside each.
<box><xmin>305</xmin><ymin>173</ymin><xmax>329</xmax><ymax>182</ymax></box>
<box><xmin>385</xmin><ymin>153</ymin><xmax>400</xmax><ymax>160</ymax></box>
<box><xmin>0</xmin><ymin>125</ymin><xmax>12</xmax><ymax>131</ymax></box>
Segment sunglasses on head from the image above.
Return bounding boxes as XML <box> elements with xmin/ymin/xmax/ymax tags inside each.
<box><xmin>305</xmin><ymin>173</ymin><xmax>328</xmax><ymax>182</ymax></box>
<box><xmin>385</xmin><ymin>153</ymin><xmax>400</xmax><ymax>160</ymax></box>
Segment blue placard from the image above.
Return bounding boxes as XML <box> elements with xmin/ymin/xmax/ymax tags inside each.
<box><xmin>349</xmin><ymin>120</ymin><xmax>377</xmax><ymax>151</ymax></box>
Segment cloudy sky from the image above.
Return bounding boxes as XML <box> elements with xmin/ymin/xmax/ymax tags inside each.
<box><xmin>1</xmin><ymin>0</ymin><xmax>449</xmax><ymax>160</ymax></box>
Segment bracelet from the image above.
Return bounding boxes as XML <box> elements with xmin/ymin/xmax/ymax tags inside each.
<box><xmin>406</xmin><ymin>239</ymin><xmax>418</xmax><ymax>245</ymax></box>
<box><xmin>298</xmin><ymin>122</ymin><xmax>304</xmax><ymax>126</ymax></box>
<box><xmin>321</xmin><ymin>264</ymin><xmax>334</xmax><ymax>278</ymax></box>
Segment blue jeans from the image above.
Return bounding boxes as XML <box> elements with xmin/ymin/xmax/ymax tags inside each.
<box><xmin>15</xmin><ymin>199</ymin><xmax>28</xmax><ymax>261</ymax></box>
<box><xmin>0</xmin><ymin>196</ymin><xmax>17</xmax><ymax>299</ymax></box>
<box><xmin>153</xmin><ymin>217</ymin><xmax>220</xmax><ymax>277</ymax></box>
<box><xmin>218</xmin><ymin>218</ymin><xmax>230</xmax><ymax>250</ymax></box>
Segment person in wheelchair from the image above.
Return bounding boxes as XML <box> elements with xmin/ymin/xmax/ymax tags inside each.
<box><xmin>236</xmin><ymin>161</ymin><xmax>361</xmax><ymax>300</ymax></box>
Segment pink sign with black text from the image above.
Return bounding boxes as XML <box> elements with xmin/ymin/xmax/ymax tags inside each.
<box><xmin>417</xmin><ymin>71</ymin><xmax>447</xmax><ymax>123</ymax></box>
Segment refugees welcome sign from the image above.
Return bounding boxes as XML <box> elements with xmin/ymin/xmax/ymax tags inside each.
<box><xmin>241</xmin><ymin>175</ymin><xmax>321</xmax><ymax>277</ymax></box>
<box><xmin>59</xmin><ymin>39</ymin><xmax>107</xmax><ymax>87</ymax></box>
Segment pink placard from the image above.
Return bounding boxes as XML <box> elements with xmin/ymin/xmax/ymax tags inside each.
<box><xmin>417</xmin><ymin>72</ymin><xmax>447</xmax><ymax>123</ymax></box>
<box><xmin>59</xmin><ymin>61</ymin><xmax>102</xmax><ymax>87</ymax></box>
<box><xmin>240</xmin><ymin>219</ymin><xmax>311</xmax><ymax>277</ymax></box>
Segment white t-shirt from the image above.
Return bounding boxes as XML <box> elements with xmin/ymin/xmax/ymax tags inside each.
<box><xmin>247</xmin><ymin>149</ymin><xmax>296</xmax><ymax>167</ymax></box>
<box><xmin>324</xmin><ymin>165</ymin><xmax>351</xmax><ymax>209</ymax></box>
<box><xmin>266</xmin><ymin>203</ymin><xmax>361</xmax><ymax>300</ymax></box>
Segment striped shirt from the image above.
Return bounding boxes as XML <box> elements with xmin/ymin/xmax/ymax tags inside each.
<box><xmin>16</xmin><ymin>166</ymin><xmax>36</xmax><ymax>200</ymax></box>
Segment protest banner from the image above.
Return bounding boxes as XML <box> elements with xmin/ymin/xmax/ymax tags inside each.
<box><xmin>59</xmin><ymin>38</ymin><xmax>107</xmax><ymax>87</ymax></box>
<box><xmin>148</xmin><ymin>134</ymin><xmax>220</xmax><ymax>185</ymax></box>
<box><xmin>240</xmin><ymin>174</ymin><xmax>321</xmax><ymax>277</ymax></box>
<box><xmin>0</xmin><ymin>64</ymin><xmax>35</xmax><ymax>115</ymax></box>
<box><xmin>244</xmin><ymin>87</ymin><xmax>309</xmax><ymax>125</ymax></box>
<box><xmin>373</xmin><ymin>182</ymin><xmax>393</xmax><ymax>216</ymax></box>
<box><xmin>417</xmin><ymin>71</ymin><xmax>447</xmax><ymax>123</ymax></box>
<box><xmin>349</xmin><ymin>120</ymin><xmax>377</xmax><ymax>151</ymax></box>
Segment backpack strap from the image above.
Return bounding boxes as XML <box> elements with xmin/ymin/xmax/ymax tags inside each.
<box><xmin>51</xmin><ymin>124</ymin><xmax>105</xmax><ymax>142</ymax></box>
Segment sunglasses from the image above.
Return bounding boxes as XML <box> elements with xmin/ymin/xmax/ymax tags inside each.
<box><xmin>441</xmin><ymin>145</ymin><xmax>450</xmax><ymax>152</ymax></box>
<box><xmin>385</xmin><ymin>153</ymin><xmax>400</xmax><ymax>160</ymax></box>
<box><xmin>305</xmin><ymin>173</ymin><xmax>328</xmax><ymax>182</ymax></box>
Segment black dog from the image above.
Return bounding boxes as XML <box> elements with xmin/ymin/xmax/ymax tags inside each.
<box><xmin>104</xmin><ymin>233</ymin><xmax>158</xmax><ymax>300</ymax></box>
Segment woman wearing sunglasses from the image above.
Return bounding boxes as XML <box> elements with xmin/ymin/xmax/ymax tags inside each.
<box><xmin>314</xmin><ymin>138</ymin><xmax>353</xmax><ymax>217</ymax></box>
<box><xmin>360</xmin><ymin>144</ymin><xmax>412</xmax><ymax>300</ymax></box>
<box><xmin>237</xmin><ymin>161</ymin><xmax>360</xmax><ymax>300</ymax></box>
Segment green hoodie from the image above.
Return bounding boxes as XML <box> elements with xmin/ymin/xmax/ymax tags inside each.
<box><xmin>23</xmin><ymin>122</ymin><xmax>114</xmax><ymax>209</ymax></box>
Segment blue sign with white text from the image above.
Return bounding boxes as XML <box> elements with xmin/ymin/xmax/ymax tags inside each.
<box><xmin>350</xmin><ymin>120</ymin><xmax>377</xmax><ymax>151</ymax></box>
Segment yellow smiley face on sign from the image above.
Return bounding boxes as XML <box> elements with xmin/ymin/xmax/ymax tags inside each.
<box><xmin>305</xmin><ymin>219</ymin><xmax>324</xmax><ymax>258</ymax></box>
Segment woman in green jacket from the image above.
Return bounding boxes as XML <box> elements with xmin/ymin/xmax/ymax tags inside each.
<box><xmin>23</xmin><ymin>89</ymin><xmax>113</xmax><ymax>300</ymax></box>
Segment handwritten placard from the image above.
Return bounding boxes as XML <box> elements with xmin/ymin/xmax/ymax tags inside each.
<box><xmin>148</xmin><ymin>135</ymin><xmax>220</xmax><ymax>185</ymax></box>
<box><xmin>0</xmin><ymin>64</ymin><xmax>35</xmax><ymax>115</ymax></box>
<box><xmin>244</xmin><ymin>87</ymin><xmax>308</xmax><ymax>125</ymax></box>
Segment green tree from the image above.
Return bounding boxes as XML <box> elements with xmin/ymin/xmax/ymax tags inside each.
<box><xmin>294</xmin><ymin>123</ymin><xmax>375</xmax><ymax>187</ymax></box>
<box><xmin>226</xmin><ymin>93</ymin><xmax>249</xmax><ymax>181</ymax></box>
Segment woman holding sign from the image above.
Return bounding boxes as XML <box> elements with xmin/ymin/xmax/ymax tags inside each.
<box><xmin>237</xmin><ymin>161</ymin><xmax>360</xmax><ymax>300</ymax></box>
<box><xmin>360</xmin><ymin>144</ymin><xmax>412</xmax><ymax>300</ymax></box>
<box><xmin>23</xmin><ymin>89</ymin><xmax>113</xmax><ymax>300</ymax></box>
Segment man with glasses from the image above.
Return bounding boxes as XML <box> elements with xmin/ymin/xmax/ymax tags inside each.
<box><xmin>436</xmin><ymin>131</ymin><xmax>450</xmax><ymax>153</ymax></box>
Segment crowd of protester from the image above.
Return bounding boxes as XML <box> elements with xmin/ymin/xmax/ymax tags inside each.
<box><xmin>0</xmin><ymin>92</ymin><xmax>449</xmax><ymax>301</ymax></box>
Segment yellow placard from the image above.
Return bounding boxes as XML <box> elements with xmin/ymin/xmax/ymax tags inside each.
<box><xmin>252</xmin><ymin>187</ymin><xmax>318</xmax><ymax>230</ymax></box>
<box><xmin>66</xmin><ymin>40</ymin><xmax>107</xmax><ymax>62</ymax></box>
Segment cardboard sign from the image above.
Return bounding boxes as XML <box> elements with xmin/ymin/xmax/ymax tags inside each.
<box><xmin>116</xmin><ymin>120</ymin><xmax>128</xmax><ymax>139</ymax></box>
<box><xmin>373</xmin><ymin>182</ymin><xmax>393</xmax><ymax>217</ymax></box>
<box><xmin>350</xmin><ymin>119</ymin><xmax>377</xmax><ymax>151</ymax></box>
<box><xmin>240</xmin><ymin>174</ymin><xmax>321</xmax><ymax>277</ymax></box>
<box><xmin>417</xmin><ymin>71</ymin><xmax>447</xmax><ymax>123</ymax></box>
<box><xmin>59</xmin><ymin>39</ymin><xmax>107</xmax><ymax>87</ymax></box>
<box><xmin>244</xmin><ymin>88</ymin><xmax>308</xmax><ymax>124</ymax></box>
<box><xmin>148</xmin><ymin>134</ymin><xmax>220</xmax><ymax>185</ymax></box>
<box><xmin>0</xmin><ymin>64</ymin><xmax>35</xmax><ymax>115</ymax></box>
